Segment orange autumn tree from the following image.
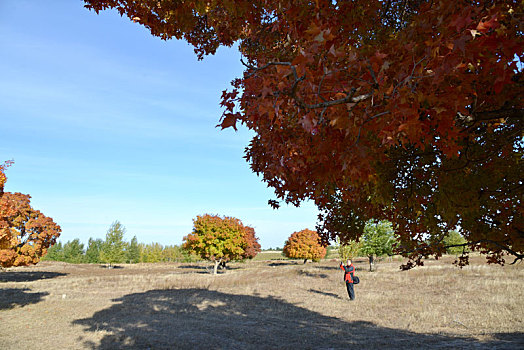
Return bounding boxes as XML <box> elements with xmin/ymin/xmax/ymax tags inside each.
<box><xmin>221</xmin><ymin>225</ymin><xmax>261</xmax><ymax>269</ymax></box>
<box><xmin>0</xmin><ymin>161</ymin><xmax>61</xmax><ymax>268</ymax></box>
<box><xmin>183</xmin><ymin>214</ymin><xmax>260</xmax><ymax>274</ymax></box>
<box><xmin>242</xmin><ymin>225</ymin><xmax>262</xmax><ymax>260</ymax></box>
<box><xmin>283</xmin><ymin>229</ymin><xmax>327</xmax><ymax>264</ymax></box>
<box><xmin>84</xmin><ymin>1</ymin><xmax>523</xmax><ymax>267</ymax></box>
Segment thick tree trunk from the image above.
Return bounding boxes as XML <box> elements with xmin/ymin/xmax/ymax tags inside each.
<box><xmin>368</xmin><ymin>255</ymin><xmax>375</xmax><ymax>272</ymax></box>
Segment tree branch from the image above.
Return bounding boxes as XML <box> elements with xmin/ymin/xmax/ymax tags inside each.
<box><xmin>241</xmin><ymin>59</ymin><xmax>373</xmax><ymax>110</ymax></box>
<box><xmin>473</xmin><ymin>108</ymin><xmax>523</xmax><ymax>121</ymax></box>
<box><xmin>394</xmin><ymin>239</ymin><xmax>524</xmax><ymax>265</ymax></box>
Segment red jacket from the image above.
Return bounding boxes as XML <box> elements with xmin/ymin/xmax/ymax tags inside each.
<box><xmin>340</xmin><ymin>263</ymin><xmax>355</xmax><ymax>283</ymax></box>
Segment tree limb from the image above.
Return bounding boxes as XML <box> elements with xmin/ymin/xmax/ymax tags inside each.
<box><xmin>241</xmin><ymin>59</ymin><xmax>373</xmax><ymax>110</ymax></box>
<box><xmin>394</xmin><ymin>239</ymin><xmax>524</xmax><ymax>265</ymax></box>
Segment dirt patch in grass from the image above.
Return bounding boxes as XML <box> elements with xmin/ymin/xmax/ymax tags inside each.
<box><xmin>0</xmin><ymin>257</ymin><xmax>522</xmax><ymax>349</ymax></box>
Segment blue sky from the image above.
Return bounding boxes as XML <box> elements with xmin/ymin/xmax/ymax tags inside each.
<box><xmin>0</xmin><ymin>0</ymin><xmax>319</xmax><ymax>248</ymax></box>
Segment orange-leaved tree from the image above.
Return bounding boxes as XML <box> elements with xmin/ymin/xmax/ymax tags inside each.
<box><xmin>84</xmin><ymin>1</ymin><xmax>523</xmax><ymax>267</ymax></box>
<box><xmin>242</xmin><ymin>226</ymin><xmax>261</xmax><ymax>260</ymax></box>
<box><xmin>0</xmin><ymin>161</ymin><xmax>61</xmax><ymax>268</ymax></box>
<box><xmin>283</xmin><ymin>229</ymin><xmax>326</xmax><ymax>264</ymax></box>
<box><xmin>182</xmin><ymin>214</ymin><xmax>259</xmax><ymax>274</ymax></box>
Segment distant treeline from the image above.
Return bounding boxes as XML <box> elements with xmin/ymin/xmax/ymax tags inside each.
<box><xmin>42</xmin><ymin>239</ymin><xmax>198</xmax><ymax>264</ymax></box>
<box><xmin>43</xmin><ymin>221</ymin><xmax>199</xmax><ymax>264</ymax></box>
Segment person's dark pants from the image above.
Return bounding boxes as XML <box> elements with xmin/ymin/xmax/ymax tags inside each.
<box><xmin>345</xmin><ymin>282</ymin><xmax>355</xmax><ymax>300</ymax></box>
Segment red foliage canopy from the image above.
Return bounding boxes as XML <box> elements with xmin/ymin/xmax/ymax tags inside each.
<box><xmin>242</xmin><ymin>225</ymin><xmax>262</xmax><ymax>260</ymax></box>
<box><xmin>84</xmin><ymin>0</ymin><xmax>523</xmax><ymax>267</ymax></box>
<box><xmin>0</xmin><ymin>161</ymin><xmax>61</xmax><ymax>268</ymax></box>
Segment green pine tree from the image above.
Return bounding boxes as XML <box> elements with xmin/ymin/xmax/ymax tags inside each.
<box><xmin>162</xmin><ymin>245</ymin><xmax>185</xmax><ymax>262</ymax></box>
<box><xmin>100</xmin><ymin>221</ymin><xmax>127</xmax><ymax>266</ymax></box>
<box><xmin>140</xmin><ymin>242</ymin><xmax>164</xmax><ymax>263</ymax></box>
<box><xmin>43</xmin><ymin>241</ymin><xmax>64</xmax><ymax>261</ymax></box>
<box><xmin>126</xmin><ymin>236</ymin><xmax>140</xmax><ymax>263</ymax></box>
<box><xmin>85</xmin><ymin>238</ymin><xmax>104</xmax><ymax>263</ymax></box>
<box><xmin>62</xmin><ymin>239</ymin><xmax>86</xmax><ymax>263</ymax></box>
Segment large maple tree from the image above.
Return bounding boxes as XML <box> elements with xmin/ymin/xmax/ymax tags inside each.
<box><xmin>84</xmin><ymin>0</ymin><xmax>523</xmax><ymax>267</ymax></box>
<box><xmin>183</xmin><ymin>214</ymin><xmax>260</xmax><ymax>274</ymax></box>
<box><xmin>0</xmin><ymin>161</ymin><xmax>61</xmax><ymax>268</ymax></box>
<box><xmin>283</xmin><ymin>229</ymin><xmax>327</xmax><ymax>263</ymax></box>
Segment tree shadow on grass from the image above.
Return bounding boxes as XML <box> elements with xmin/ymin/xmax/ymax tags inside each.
<box><xmin>0</xmin><ymin>271</ymin><xmax>67</xmax><ymax>283</ymax></box>
<box><xmin>298</xmin><ymin>270</ymin><xmax>329</xmax><ymax>279</ymax></box>
<box><xmin>177</xmin><ymin>264</ymin><xmax>242</xmax><ymax>275</ymax></box>
<box><xmin>267</xmin><ymin>261</ymin><xmax>293</xmax><ymax>267</ymax></box>
<box><xmin>313</xmin><ymin>265</ymin><xmax>340</xmax><ymax>271</ymax></box>
<box><xmin>0</xmin><ymin>288</ymin><xmax>49</xmax><ymax>310</ymax></box>
<box><xmin>73</xmin><ymin>288</ymin><xmax>523</xmax><ymax>350</ymax></box>
<box><xmin>99</xmin><ymin>265</ymin><xmax>124</xmax><ymax>270</ymax></box>
<box><xmin>177</xmin><ymin>265</ymin><xmax>223</xmax><ymax>275</ymax></box>
<box><xmin>308</xmin><ymin>288</ymin><xmax>343</xmax><ymax>299</ymax></box>
<box><xmin>177</xmin><ymin>265</ymin><xmax>208</xmax><ymax>270</ymax></box>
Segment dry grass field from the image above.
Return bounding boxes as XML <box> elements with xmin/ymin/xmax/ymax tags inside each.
<box><xmin>0</xmin><ymin>256</ymin><xmax>522</xmax><ymax>349</ymax></box>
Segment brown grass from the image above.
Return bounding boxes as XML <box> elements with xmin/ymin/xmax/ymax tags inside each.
<box><xmin>0</xmin><ymin>256</ymin><xmax>522</xmax><ymax>349</ymax></box>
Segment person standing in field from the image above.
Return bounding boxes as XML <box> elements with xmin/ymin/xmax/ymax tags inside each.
<box><xmin>340</xmin><ymin>259</ymin><xmax>356</xmax><ymax>300</ymax></box>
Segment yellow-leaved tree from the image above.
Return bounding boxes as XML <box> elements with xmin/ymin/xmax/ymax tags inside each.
<box><xmin>183</xmin><ymin>214</ymin><xmax>260</xmax><ymax>274</ymax></box>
